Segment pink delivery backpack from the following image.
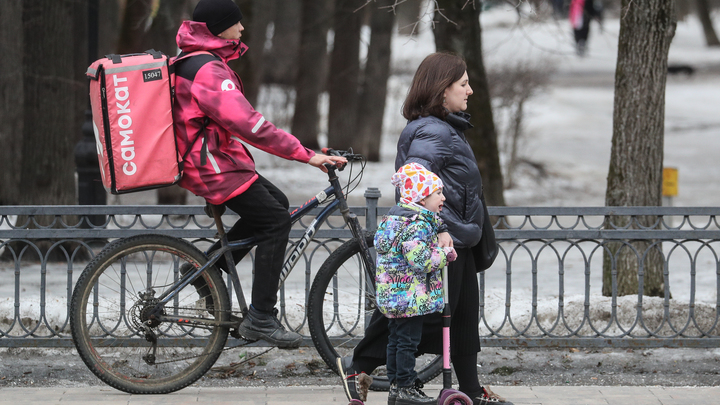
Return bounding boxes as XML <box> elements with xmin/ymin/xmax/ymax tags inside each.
<box><xmin>86</xmin><ymin>49</ymin><xmax>213</xmax><ymax>194</ymax></box>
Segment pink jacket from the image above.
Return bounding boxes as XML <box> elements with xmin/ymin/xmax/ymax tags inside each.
<box><xmin>173</xmin><ymin>21</ymin><xmax>315</xmax><ymax>204</ymax></box>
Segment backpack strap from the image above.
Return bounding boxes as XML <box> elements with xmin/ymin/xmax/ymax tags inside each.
<box><xmin>173</xmin><ymin>52</ymin><xmax>221</xmax><ymax>168</ymax></box>
<box><xmin>179</xmin><ymin>118</ymin><xmax>210</xmax><ymax>171</ymax></box>
<box><xmin>171</xmin><ymin>51</ymin><xmax>220</xmax><ymax>80</ymax></box>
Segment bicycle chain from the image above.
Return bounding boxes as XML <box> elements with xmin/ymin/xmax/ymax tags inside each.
<box><xmin>129</xmin><ymin>298</ymin><xmax>251</xmax><ymax>366</ymax></box>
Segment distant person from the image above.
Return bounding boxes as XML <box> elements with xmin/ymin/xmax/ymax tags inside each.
<box><xmin>569</xmin><ymin>0</ymin><xmax>603</xmax><ymax>56</ymax></box>
<box><xmin>337</xmin><ymin>52</ymin><xmax>513</xmax><ymax>405</ymax></box>
<box><xmin>173</xmin><ymin>0</ymin><xmax>345</xmax><ymax>348</ymax></box>
<box><xmin>375</xmin><ymin>163</ymin><xmax>456</xmax><ymax>405</ymax></box>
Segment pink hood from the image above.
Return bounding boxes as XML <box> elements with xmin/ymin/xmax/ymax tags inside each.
<box><xmin>176</xmin><ymin>21</ymin><xmax>248</xmax><ymax>62</ymax></box>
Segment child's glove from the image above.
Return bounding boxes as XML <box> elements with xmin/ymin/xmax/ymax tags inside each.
<box><xmin>443</xmin><ymin>246</ymin><xmax>457</xmax><ymax>262</ymax></box>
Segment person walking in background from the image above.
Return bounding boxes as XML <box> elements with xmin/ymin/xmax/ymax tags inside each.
<box><xmin>173</xmin><ymin>0</ymin><xmax>345</xmax><ymax>348</ymax></box>
<box><xmin>337</xmin><ymin>52</ymin><xmax>513</xmax><ymax>405</ymax></box>
<box><xmin>569</xmin><ymin>0</ymin><xmax>603</xmax><ymax>56</ymax></box>
<box><xmin>375</xmin><ymin>163</ymin><xmax>457</xmax><ymax>405</ymax></box>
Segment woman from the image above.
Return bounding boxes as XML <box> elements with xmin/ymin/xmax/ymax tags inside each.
<box><xmin>337</xmin><ymin>53</ymin><xmax>513</xmax><ymax>405</ymax></box>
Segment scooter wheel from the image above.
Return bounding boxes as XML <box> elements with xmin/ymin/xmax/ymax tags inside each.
<box><xmin>348</xmin><ymin>400</ymin><xmax>364</xmax><ymax>405</ymax></box>
<box><xmin>439</xmin><ymin>390</ymin><xmax>473</xmax><ymax>405</ymax></box>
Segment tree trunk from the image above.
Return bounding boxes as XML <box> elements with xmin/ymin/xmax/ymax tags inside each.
<box><xmin>98</xmin><ymin>0</ymin><xmax>121</xmax><ymax>56</ymax></box>
<box><xmin>695</xmin><ymin>0</ymin><xmax>720</xmax><ymax>46</ymax></box>
<box><xmin>603</xmin><ymin>0</ymin><xmax>676</xmax><ymax>297</ymax></box>
<box><xmin>20</xmin><ymin>0</ymin><xmax>86</xmax><ymax>206</ymax></box>
<box><xmin>355</xmin><ymin>1</ymin><xmax>395</xmax><ymax>162</ymax></box>
<box><xmin>0</xmin><ymin>1</ymin><xmax>24</xmax><ymax>205</ymax></box>
<box><xmin>263</xmin><ymin>0</ymin><xmax>302</xmax><ymax>85</ymax></box>
<box><xmin>2</xmin><ymin>0</ymin><xmax>89</xmax><ymax>262</ymax></box>
<box><xmin>143</xmin><ymin>0</ymin><xmax>189</xmax><ymax>55</ymax></box>
<box><xmin>116</xmin><ymin>0</ymin><xmax>154</xmax><ymax>54</ymax></box>
<box><xmin>144</xmin><ymin>0</ymin><xmax>191</xmax><ymax>205</ymax></box>
<box><xmin>327</xmin><ymin>0</ymin><xmax>363</xmax><ymax>150</ymax></box>
<box><xmin>229</xmin><ymin>0</ymin><xmax>274</xmax><ymax>106</ymax></box>
<box><xmin>433</xmin><ymin>0</ymin><xmax>506</xmax><ymax>207</ymax></box>
<box><xmin>291</xmin><ymin>0</ymin><xmax>333</xmax><ymax>149</ymax></box>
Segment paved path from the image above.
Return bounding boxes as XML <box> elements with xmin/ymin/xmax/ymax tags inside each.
<box><xmin>0</xmin><ymin>385</ymin><xmax>718</xmax><ymax>404</ymax></box>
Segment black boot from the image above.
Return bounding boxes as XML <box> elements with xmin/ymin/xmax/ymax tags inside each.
<box><xmin>395</xmin><ymin>383</ymin><xmax>435</xmax><ymax>405</ymax></box>
<box><xmin>237</xmin><ymin>305</ymin><xmax>302</xmax><ymax>348</ymax></box>
<box><xmin>387</xmin><ymin>380</ymin><xmax>398</xmax><ymax>405</ymax></box>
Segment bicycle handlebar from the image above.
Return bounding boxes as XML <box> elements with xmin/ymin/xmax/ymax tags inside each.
<box><xmin>321</xmin><ymin>148</ymin><xmax>364</xmax><ymax>171</ymax></box>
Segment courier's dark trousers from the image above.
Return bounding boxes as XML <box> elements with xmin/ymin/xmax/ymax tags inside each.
<box><xmin>207</xmin><ymin>174</ymin><xmax>292</xmax><ymax>313</ymax></box>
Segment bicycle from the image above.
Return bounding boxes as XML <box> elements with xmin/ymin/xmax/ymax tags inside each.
<box><xmin>69</xmin><ymin>148</ymin><xmax>442</xmax><ymax>394</ymax></box>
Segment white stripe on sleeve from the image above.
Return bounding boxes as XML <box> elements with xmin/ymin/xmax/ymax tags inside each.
<box><xmin>251</xmin><ymin>116</ymin><xmax>265</xmax><ymax>134</ymax></box>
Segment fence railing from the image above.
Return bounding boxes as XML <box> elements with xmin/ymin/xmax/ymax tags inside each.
<box><xmin>1</xmin><ymin>193</ymin><xmax>719</xmax><ymax>349</ymax></box>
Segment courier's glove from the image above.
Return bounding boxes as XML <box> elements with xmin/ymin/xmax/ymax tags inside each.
<box><xmin>443</xmin><ymin>246</ymin><xmax>457</xmax><ymax>262</ymax></box>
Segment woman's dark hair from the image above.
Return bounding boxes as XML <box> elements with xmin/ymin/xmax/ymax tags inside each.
<box><xmin>402</xmin><ymin>52</ymin><xmax>467</xmax><ymax>121</ymax></box>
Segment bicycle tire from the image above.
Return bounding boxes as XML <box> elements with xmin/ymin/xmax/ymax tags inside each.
<box><xmin>307</xmin><ymin>235</ymin><xmax>442</xmax><ymax>391</ymax></box>
<box><xmin>70</xmin><ymin>234</ymin><xmax>231</xmax><ymax>394</ymax></box>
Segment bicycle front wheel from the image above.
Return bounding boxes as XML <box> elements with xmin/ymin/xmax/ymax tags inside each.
<box><xmin>307</xmin><ymin>235</ymin><xmax>442</xmax><ymax>391</ymax></box>
<box><xmin>70</xmin><ymin>234</ymin><xmax>231</xmax><ymax>394</ymax></box>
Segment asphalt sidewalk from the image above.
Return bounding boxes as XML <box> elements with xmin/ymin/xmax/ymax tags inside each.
<box><xmin>0</xmin><ymin>385</ymin><xmax>718</xmax><ymax>405</ymax></box>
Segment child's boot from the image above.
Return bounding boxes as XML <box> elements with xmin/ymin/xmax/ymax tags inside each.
<box><xmin>395</xmin><ymin>384</ymin><xmax>435</xmax><ymax>405</ymax></box>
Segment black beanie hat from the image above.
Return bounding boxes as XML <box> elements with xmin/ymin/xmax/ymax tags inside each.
<box><xmin>193</xmin><ymin>0</ymin><xmax>243</xmax><ymax>36</ymax></box>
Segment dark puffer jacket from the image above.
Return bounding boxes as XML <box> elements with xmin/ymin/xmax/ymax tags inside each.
<box><xmin>395</xmin><ymin>112</ymin><xmax>484</xmax><ymax>248</ymax></box>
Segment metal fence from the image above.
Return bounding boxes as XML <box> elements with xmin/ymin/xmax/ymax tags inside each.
<box><xmin>1</xmin><ymin>193</ymin><xmax>719</xmax><ymax>349</ymax></box>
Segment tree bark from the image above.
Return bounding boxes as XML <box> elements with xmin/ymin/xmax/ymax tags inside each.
<box><xmin>603</xmin><ymin>0</ymin><xmax>676</xmax><ymax>297</ymax></box>
<box><xmin>433</xmin><ymin>0</ymin><xmax>506</xmax><ymax>207</ymax></box>
<box><xmin>116</xmin><ymin>0</ymin><xmax>154</xmax><ymax>54</ymax></box>
<box><xmin>98</xmin><ymin>0</ymin><xmax>121</xmax><ymax>56</ymax></box>
<box><xmin>20</xmin><ymin>0</ymin><xmax>86</xmax><ymax>206</ymax></box>
<box><xmin>263</xmin><ymin>0</ymin><xmax>302</xmax><ymax>85</ymax></box>
<box><xmin>143</xmin><ymin>0</ymin><xmax>188</xmax><ymax>55</ymax></box>
<box><xmin>144</xmin><ymin>0</ymin><xmax>191</xmax><ymax>205</ymax></box>
<box><xmin>1</xmin><ymin>0</ymin><xmax>89</xmax><ymax>261</ymax></box>
<box><xmin>695</xmin><ymin>0</ymin><xmax>720</xmax><ymax>46</ymax></box>
<box><xmin>291</xmin><ymin>0</ymin><xmax>333</xmax><ymax>149</ymax></box>
<box><xmin>0</xmin><ymin>1</ymin><xmax>24</xmax><ymax>205</ymax></box>
<box><xmin>355</xmin><ymin>1</ymin><xmax>395</xmax><ymax>161</ymax></box>
<box><xmin>327</xmin><ymin>0</ymin><xmax>364</xmax><ymax>150</ymax></box>
<box><xmin>229</xmin><ymin>0</ymin><xmax>274</xmax><ymax>106</ymax></box>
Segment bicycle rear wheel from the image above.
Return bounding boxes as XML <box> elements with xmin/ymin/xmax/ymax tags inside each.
<box><xmin>70</xmin><ymin>234</ymin><xmax>231</xmax><ymax>394</ymax></box>
<box><xmin>307</xmin><ymin>235</ymin><xmax>442</xmax><ymax>391</ymax></box>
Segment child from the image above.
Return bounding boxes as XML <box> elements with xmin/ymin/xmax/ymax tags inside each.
<box><xmin>375</xmin><ymin>163</ymin><xmax>457</xmax><ymax>405</ymax></box>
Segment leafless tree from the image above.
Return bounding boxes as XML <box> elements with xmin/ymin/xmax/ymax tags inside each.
<box><xmin>433</xmin><ymin>0</ymin><xmax>507</xmax><ymax>207</ymax></box>
<box><xmin>603</xmin><ymin>0</ymin><xmax>677</xmax><ymax>297</ymax></box>
<box><xmin>695</xmin><ymin>0</ymin><xmax>720</xmax><ymax>46</ymax></box>
<box><xmin>292</xmin><ymin>0</ymin><xmax>333</xmax><ymax>149</ymax></box>
<box><xmin>356</xmin><ymin>1</ymin><xmax>396</xmax><ymax>161</ymax></box>
<box><xmin>326</xmin><ymin>0</ymin><xmax>364</xmax><ymax>150</ymax></box>
<box><xmin>263</xmin><ymin>0</ymin><xmax>302</xmax><ymax>85</ymax></box>
<box><xmin>0</xmin><ymin>1</ymin><xmax>24</xmax><ymax>205</ymax></box>
<box><xmin>0</xmin><ymin>0</ymin><xmax>89</xmax><ymax>261</ymax></box>
<box><xmin>487</xmin><ymin>60</ymin><xmax>554</xmax><ymax>189</ymax></box>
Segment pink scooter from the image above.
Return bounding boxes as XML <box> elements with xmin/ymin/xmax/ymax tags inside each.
<box><xmin>436</xmin><ymin>264</ymin><xmax>473</xmax><ymax>405</ymax></box>
<box><xmin>348</xmin><ymin>265</ymin><xmax>472</xmax><ymax>405</ymax></box>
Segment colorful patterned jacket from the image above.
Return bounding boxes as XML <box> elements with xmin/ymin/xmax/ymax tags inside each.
<box><xmin>173</xmin><ymin>21</ymin><xmax>315</xmax><ymax>204</ymax></box>
<box><xmin>374</xmin><ymin>202</ymin><xmax>447</xmax><ymax>318</ymax></box>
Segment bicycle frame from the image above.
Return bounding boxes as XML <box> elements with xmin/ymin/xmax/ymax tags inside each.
<box><xmin>148</xmin><ymin>164</ymin><xmax>374</xmax><ymax>327</ymax></box>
